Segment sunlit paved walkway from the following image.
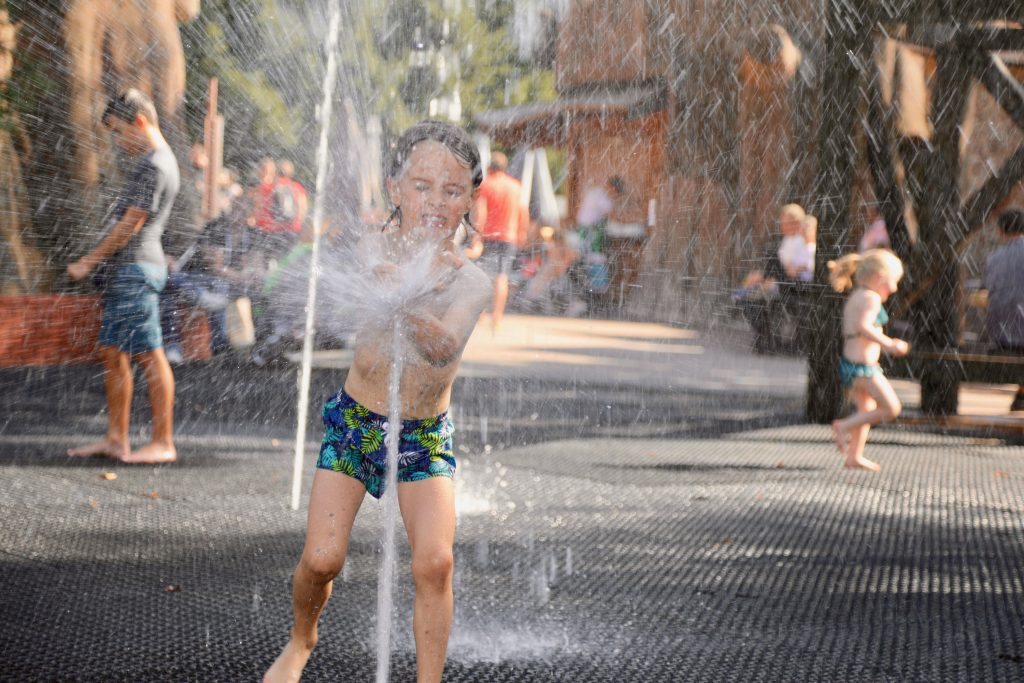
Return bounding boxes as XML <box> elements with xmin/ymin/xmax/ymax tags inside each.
<box><xmin>2</xmin><ymin>315</ymin><xmax>1023</xmax><ymax>681</ymax></box>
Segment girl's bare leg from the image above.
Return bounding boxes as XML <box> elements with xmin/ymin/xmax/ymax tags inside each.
<box><xmin>833</xmin><ymin>375</ymin><xmax>901</xmax><ymax>472</ymax></box>
<box><xmin>264</xmin><ymin>470</ymin><xmax>366</xmax><ymax>683</ymax></box>
<box><xmin>845</xmin><ymin>391</ymin><xmax>879</xmax><ymax>471</ymax></box>
<box><xmin>398</xmin><ymin>476</ymin><xmax>456</xmax><ymax>683</ymax></box>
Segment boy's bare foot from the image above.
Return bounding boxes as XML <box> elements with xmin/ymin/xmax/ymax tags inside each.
<box><xmin>67</xmin><ymin>439</ymin><xmax>128</xmax><ymax>459</ymax></box>
<box><xmin>263</xmin><ymin>640</ymin><xmax>314</xmax><ymax>683</ymax></box>
<box><xmin>844</xmin><ymin>456</ymin><xmax>881</xmax><ymax>472</ymax></box>
<box><xmin>119</xmin><ymin>441</ymin><xmax>176</xmax><ymax>465</ymax></box>
<box><xmin>831</xmin><ymin>420</ymin><xmax>848</xmax><ymax>455</ymax></box>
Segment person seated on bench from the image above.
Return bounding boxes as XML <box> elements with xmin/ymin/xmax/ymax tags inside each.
<box><xmin>733</xmin><ymin>203</ymin><xmax>812</xmax><ymax>353</ymax></box>
<box><xmin>981</xmin><ymin>209</ymin><xmax>1024</xmax><ymax>411</ymax></box>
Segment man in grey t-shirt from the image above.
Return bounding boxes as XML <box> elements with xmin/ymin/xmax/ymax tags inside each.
<box><xmin>66</xmin><ymin>89</ymin><xmax>181</xmax><ymax>464</ymax></box>
<box><xmin>983</xmin><ymin>209</ymin><xmax>1024</xmax><ymax>411</ymax></box>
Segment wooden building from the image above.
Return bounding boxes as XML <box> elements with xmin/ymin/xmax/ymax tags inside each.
<box><xmin>478</xmin><ymin>1</ymin><xmax>1024</xmax><ymax>419</ymax></box>
<box><xmin>475</xmin><ymin>0</ymin><xmax>822</xmax><ymax>317</ymax></box>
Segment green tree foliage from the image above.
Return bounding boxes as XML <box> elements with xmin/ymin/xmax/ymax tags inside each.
<box><xmin>182</xmin><ymin>0</ymin><xmax>555</xmax><ymax>180</ymax></box>
<box><xmin>181</xmin><ymin>0</ymin><xmax>324</xmax><ymax>180</ymax></box>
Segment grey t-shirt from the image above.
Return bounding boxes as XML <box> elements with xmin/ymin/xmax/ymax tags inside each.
<box><xmin>984</xmin><ymin>236</ymin><xmax>1024</xmax><ymax>348</ymax></box>
<box><xmin>109</xmin><ymin>144</ymin><xmax>180</xmax><ymax>269</ymax></box>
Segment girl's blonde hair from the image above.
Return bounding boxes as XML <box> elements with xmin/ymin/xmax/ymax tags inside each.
<box><xmin>827</xmin><ymin>248</ymin><xmax>904</xmax><ymax>293</ymax></box>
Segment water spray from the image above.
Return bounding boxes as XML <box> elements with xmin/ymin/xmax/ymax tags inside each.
<box><xmin>290</xmin><ymin>1</ymin><xmax>341</xmax><ymax>512</ymax></box>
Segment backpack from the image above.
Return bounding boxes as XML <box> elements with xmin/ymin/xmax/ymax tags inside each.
<box><xmin>270</xmin><ymin>181</ymin><xmax>298</xmax><ymax>224</ymax></box>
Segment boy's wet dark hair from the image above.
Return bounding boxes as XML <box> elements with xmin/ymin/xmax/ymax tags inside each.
<box><xmin>998</xmin><ymin>209</ymin><xmax>1024</xmax><ymax>235</ymax></box>
<box><xmin>384</xmin><ymin>120</ymin><xmax>482</xmax><ymax>230</ymax></box>
<box><xmin>387</xmin><ymin>120</ymin><xmax>483</xmax><ymax>189</ymax></box>
<box><xmin>102</xmin><ymin>89</ymin><xmax>159</xmax><ymax>128</ymax></box>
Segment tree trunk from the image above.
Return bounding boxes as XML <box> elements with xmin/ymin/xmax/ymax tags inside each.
<box><xmin>916</xmin><ymin>47</ymin><xmax>973</xmax><ymax>415</ymax></box>
<box><xmin>806</xmin><ymin>3</ymin><xmax>870</xmax><ymax>423</ymax></box>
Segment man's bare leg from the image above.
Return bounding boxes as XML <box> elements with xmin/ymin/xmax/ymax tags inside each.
<box><xmin>68</xmin><ymin>345</ymin><xmax>131</xmax><ymax>459</ymax></box>
<box><xmin>122</xmin><ymin>348</ymin><xmax>176</xmax><ymax>464</ymax></box>
<box><xmin>264</xmin><ymin>470</ymin><xmax>365</xmax><ymax>683</ymax></box>
<box><xmin>491</xmin><ymin>273</ymin><xmax>509</xmax><ymax>333</ymax></box>
<box><xmin>398</xmin><ymin>476</ymin><xmax>456</xmax><ymax>683</ymax></box>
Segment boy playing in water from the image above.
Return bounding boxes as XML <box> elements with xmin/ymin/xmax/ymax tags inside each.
<box><xmin>828</xmin><ymin>249</ymin><xmax>910</xmax><ymax>471</ymax></box>
<box><xmin>264</xmin><ymin>121</ymin><xmax>491</xmax><ymax>683</ymax></box>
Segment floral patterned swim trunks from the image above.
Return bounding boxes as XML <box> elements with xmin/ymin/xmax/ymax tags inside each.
<box><xmin>315</xmin><ymin>389</ymin><xmax>456</xmax><ymax>498</ymax></box>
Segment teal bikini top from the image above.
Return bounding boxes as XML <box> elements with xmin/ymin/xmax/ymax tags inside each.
<box><xmin>844</xmin><ymin>304</ymin><xmax>889</xmax><ymax>340</ymax></box>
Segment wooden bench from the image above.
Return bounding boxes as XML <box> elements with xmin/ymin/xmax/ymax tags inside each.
<box><xmin>893</xmin><ymin>347</ymin><xmax>1024</xmax><ymax>385</ymax></box>
<box><xmin>0</xmin><ymin>294</ymin><xmax>211</xmax><ymax>366</ymax></box>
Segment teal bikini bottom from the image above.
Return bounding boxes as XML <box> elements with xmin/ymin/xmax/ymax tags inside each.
<box><xmin>839</xmin><ymin>356</ymin><xmax>882</xmax><ymax>387</ymax></box>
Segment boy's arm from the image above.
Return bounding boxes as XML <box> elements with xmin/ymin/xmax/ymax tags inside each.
<box><xmin>404</xmin><ymin>269</ymin><xmax>490</xmax><ymax>366</ymax></box>
<box><xmin>67</xmin><ymin>206</ymin><xmax>150</xmax><ymax>280</ymax></box>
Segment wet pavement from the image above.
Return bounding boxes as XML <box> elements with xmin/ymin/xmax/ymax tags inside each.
<box><xmin>2</xmin><ymin>314</ymin><xmax>1023</xmax><ymax>682</ymax></box>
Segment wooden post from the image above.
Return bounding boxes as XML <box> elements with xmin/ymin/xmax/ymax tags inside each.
<box><xmin>806</xmin><ymin>2</ymin><xmax>870</xmax><ymax>424</ymax></box>
<box><xmin>915</xmin><ymin>47</ymin><xmax>973</xmax><ymax>414</ymax></box>
<box><xmin>865</xmin><ymin>60</ymin><xmax>911</xmax><ymax>265</ymax></box>
<box><xmin>202</xmin><ymin>78</ymin><xmax>224</xmax><ymax>221</ymax></box>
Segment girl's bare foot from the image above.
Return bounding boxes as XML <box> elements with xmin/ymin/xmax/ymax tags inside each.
<box><xmin>67</xmin><ymin>439</ymin><xmax>128</xmax><ymax>459</ymax></box>
<box><xmin>844</xmin><ymin>456</ymin><xmax>881</xmax><ymax>472</ymax></box>
<box><xmin>119</xmin><ymin>441</ymin><xmax>176</xmax><ymax>464</ymax></box>
<box><xmin>263</xmin><ymin>639</ymin><xmax>314</xmax><ymax>683</ymax></box>
<box><xmin>831</xmin><ymin>420</ymin><xmax>848</xmax><ymax>455</ymax></box>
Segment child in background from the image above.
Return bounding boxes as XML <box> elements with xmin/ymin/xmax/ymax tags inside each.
<box><xmin>264</xmin><ymin>121</ymin><xmax>491</xmax><ymax>683</ymax></box>
<box><xmin>828</xmin><ymin>249</ymin><xmax>910</xmax><ymax>471</ymax></box>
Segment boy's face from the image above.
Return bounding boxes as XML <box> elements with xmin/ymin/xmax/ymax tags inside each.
<box><xmin>388</xmin><ymin>140</ymin><xmax>476</xmax><ymax>240</ymax></box>
<box><xmin>106</xmin><ymin>115</ymin><xmax>148</xmax><ymax>155</ymax></box>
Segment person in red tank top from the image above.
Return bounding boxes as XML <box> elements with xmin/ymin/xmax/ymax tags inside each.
<box><xmin>466</xmin><ymin>152</ymin><xmax>528</xmax><ymax>333</ymax></box>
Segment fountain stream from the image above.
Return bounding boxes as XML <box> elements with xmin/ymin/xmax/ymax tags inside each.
<box><xmin>290</xmin><ymin>0</ymin><xmax>341</xmax><ymax>512</ymax></box>
<box><xmin>376</xmin><ymin>322</ymin><xmax>405</xmax><ymax>682</ymax></box>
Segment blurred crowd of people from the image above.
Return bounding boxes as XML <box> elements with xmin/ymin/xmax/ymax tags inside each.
<box><xmin>467</xmin><ymin>167</ymin><xmax>635</xmax><ymax>327</ymax></box>
<box><xmin>160</xmin><ymin>150</ymin><xmax>311</xmax><ymax>365</ymax></box>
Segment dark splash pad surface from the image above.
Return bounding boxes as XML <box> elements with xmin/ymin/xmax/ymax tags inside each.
<box><xmin>2</xmin><ymin>365</ymin><xmax>1024</xmax><ymax>682</ymax></box>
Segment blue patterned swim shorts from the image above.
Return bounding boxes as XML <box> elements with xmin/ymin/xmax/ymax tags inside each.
<box><xmin>315</xmin><ymin>390</ymin><xmax>456</xmax><ymax>498</ymax></box>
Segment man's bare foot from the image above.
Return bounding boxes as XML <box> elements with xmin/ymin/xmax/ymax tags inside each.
<box><xmin>831</xmin><ymin>420</ymin><xmax>848</xmax><ymax>455</ymax></box>
<box><xmin>844</xmin><ymin>456</ymin><xmax>881</xmax><ymax>472</ymax></box>
<box><xmin>264</xmin><ymin>639</ymin><xmax>314</xmax><ymax>683</ymax></box>
<box><xmin>67</xmin><ymin>439</ymin><xmax>128</xmax><ymax>459</ymax></box>
<box><xmin>119</xmin><ymin>441</ymin><xmax>176</xmax><ymax>464</ymax></box>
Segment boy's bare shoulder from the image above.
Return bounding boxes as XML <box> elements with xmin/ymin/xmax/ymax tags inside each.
<box><xmin>458</xmin><ymin>259</ymin><xmax>491</xmax><ymax>287</ymax></box>
<box><xmin>453</xmin><ymin>260</ymin><xmax>492</xmax><ymax>304</ymax></box>
<box><xmin>355</xmin><ymin>229</ymin><xmax>386</xmax><ymax>251</ymax></box>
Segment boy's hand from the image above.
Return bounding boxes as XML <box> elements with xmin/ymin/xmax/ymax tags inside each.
<box><xmin>430</xmin><ymin>243</ymin><xmax>464</xmax><ymax>293</ymax></box>
<box><xmin>890</xmin><ymin>339</ymin><xmax>910</xmax><ymax>357</ymax></box>
<box><xmin>372</xmin><ymin>262</ymin><xmax>401</xmax><ymax>283</ymax></box>
<box><xmin>67</xmin><ymin>258</ymin><xmax>95</xmax><ymax>281</ymax></box>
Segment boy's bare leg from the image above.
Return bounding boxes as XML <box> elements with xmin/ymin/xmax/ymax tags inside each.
<box><xmin>264</xmin><ymin>470</ymin><xmax>365</xmax><ymax>683</ymax></box>
<box><xmin>68</xmin><ymin>345</ymin><xmax>131</xmax><ymax>458</ymax></box>
<box><xmin>844</xmin><ymin>392</ymin><xmax>879</xmax><ymax>471</ymax></box>
<box><xmin>122</xmin><ymin>349</ymin><xmax>176</xmax><ymax>464</ymax></box>
<box><xmin>398</xmin><ymin>476</ymin><xmax>456</xmax><ymax>683</ymax></box>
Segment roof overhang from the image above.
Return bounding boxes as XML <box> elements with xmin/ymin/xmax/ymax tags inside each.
<box><xmin>473</xmin><ymin>83</ymin><xmax>666</xmax><ymax>147</ymax></box>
